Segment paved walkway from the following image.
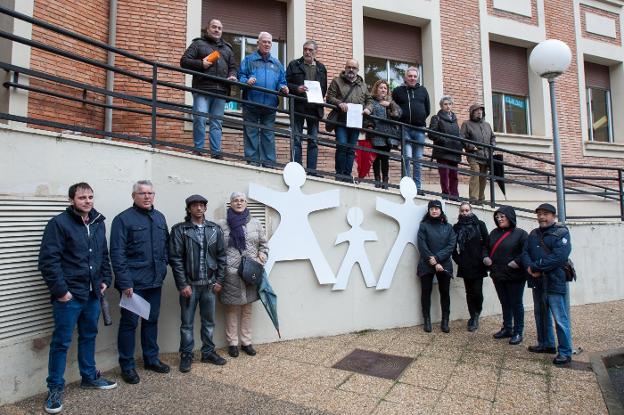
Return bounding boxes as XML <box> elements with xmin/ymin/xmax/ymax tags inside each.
<box><xmin>2</xmin><ymin>300</ymin><xmax>623</xmax><ymax>415</ymax></box>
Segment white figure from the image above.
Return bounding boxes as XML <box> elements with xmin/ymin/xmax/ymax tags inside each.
<box><xmin>332</xmin><ymin>207</ymin><xmax>378</xmax><ymax>291</ymax></box>
<box><xmin>375</xmin><ymin>177</ymin><xmax>431</xmax><ymax>290</ymax></box>
<box><xmin>249</xmin><ymin>162</ymin><xmax>340</xmax><ymax>285</ymax></box>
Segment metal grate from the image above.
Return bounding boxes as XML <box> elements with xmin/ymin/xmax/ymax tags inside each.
<box><xmin>0</xmin><ymin>196</ymin><xmax>68</xmax><ymax>342</ymax></box>
<box><xmin>332</xmin><ymin>348</ymin><xmax>414</xmax><ymax>380</ymax></box>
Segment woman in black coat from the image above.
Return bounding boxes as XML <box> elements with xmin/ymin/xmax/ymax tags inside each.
<box><xmin>428</xmin><ymin>95</ymin><xmax>463</xmax><ymax>199</ymax></box>
<box><xmin>417</xmin><ymin>200</ymin><xmax>457</xmax><ymax>333</ymax></box>
<box><xmin>483</xmin><ymin>205</ymin><xmax>528</xmax><ymax>345</ymax></box>
<box><xmin>452</xmin><ymin>202</ymin><xmax>489</xmax><ymax>332</ymax></box>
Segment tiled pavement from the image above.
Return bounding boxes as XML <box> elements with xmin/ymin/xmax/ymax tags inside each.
<box><xmin>3</xmin><ymin>300</ymin><xmax>623</xmax><ymax>415</ymax></box>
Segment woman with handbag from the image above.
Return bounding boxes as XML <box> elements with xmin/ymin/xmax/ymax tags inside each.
<box><xmin>483</xmin><ymin>205</ymin><xmax>528</xmax><ymax>345</ymax></box>
<box><xmin>364</xmin><ymin>80</ymin><xmax>402</xmax><ymax>189</ymax></box>
<box><xmin>218</xmin><ymin>192</ymin><xmax>269</xmax><ymax>358</ymax></box>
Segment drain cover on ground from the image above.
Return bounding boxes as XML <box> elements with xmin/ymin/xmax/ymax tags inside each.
<box><xmin>332</xmin><ymin>349</ymin><xmax>414</xmax><ymax>380</ymax></box>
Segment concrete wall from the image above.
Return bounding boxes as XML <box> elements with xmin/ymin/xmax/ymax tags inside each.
<box><xmin>0</xmin><ymin>125</ymin><xmax>623</xmax><ymax>404</ymax></box>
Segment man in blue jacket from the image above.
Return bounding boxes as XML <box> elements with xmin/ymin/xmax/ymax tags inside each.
<box><xmin>39</xmin><ymin>182</ymin><xmax>117</xmax><ymax>414</ymax></box>
<box><xmin>239</xmin><ymin>31</ymin><xmax>289</xmax><ymax>167</ymax></box>
<box><xmin>110</xmin><ymin>180</ymin><xmax>170</xmax><ymax>384</ymax></box>
<box><xmin>521</xmin><ymin>203</ymin><xmax>573</xmax><ymax>365</ymax></box>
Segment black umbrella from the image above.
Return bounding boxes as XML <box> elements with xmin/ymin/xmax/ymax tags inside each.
<box><xmin>493</xmin><ymin>153</ymin><xmax>506</xmax><ymax>196</ymax></box>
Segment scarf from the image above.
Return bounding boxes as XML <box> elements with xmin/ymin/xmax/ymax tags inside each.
<box><xmin>455</xmin><ymin>214</ymin><xmax>481</xmax><ymax>254</ymax></box>
<box><xmin>227</xmin><ymin>207</ymin><xmax>249</xmax><ymax>252</ymax></box>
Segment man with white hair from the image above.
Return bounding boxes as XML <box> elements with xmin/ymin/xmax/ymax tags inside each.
<box><xmin>238</xmin><ymin>32</ymin><xmax>289</xmax><ymax>167</ymax></box>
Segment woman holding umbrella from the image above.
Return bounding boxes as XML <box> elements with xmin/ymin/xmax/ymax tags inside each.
<box><xmin>417</xmin><ymin>200</ymin><xmax>457</xmax><ymax>333</ymax></box>
<box><xmin>218</xmin><ymin>192</ymin><xmax>269</xmax><ymax>358</ymax></box>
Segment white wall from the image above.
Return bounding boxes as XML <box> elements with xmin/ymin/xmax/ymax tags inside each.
<box><xmin>0</xmin><ymin>125</ymin><xmax>622</xmax><ymax>404</ymax></box>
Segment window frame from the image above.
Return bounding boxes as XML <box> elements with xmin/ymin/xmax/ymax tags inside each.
<box><xmin>586</xmin><ymin>86</ymin><xmax>614</xmax><ymax>143</ymax></box>
<box><xmin>492</xmin><ymin>92</ymin><xmax>532</xmax><ymax>136</ymax></box>
<box><xmin>363</xmin><ymin>55</ymin><xmax>422</xmax><ymax>91</ymax></box>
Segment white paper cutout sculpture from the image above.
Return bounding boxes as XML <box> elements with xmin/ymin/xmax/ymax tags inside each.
<box><xmin>249</xmin><ymin>162</ymin><xmax>340</xmax><ymax>285</ymax></box>
<box><xmin>332</xmin><ymin>207</ymin><xmax>378</xmax><ymax>291</ymax></box>
<box><xmin>375</xmin><ymin>177</ymin><xmax>429</xmax><ymax>290</ymax></box>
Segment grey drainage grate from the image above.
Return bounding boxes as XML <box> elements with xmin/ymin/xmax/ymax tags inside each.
<box><xmin>332</xmin><ymin>349</ymin><xmax>414</xmax><ymax>380</ymax></box>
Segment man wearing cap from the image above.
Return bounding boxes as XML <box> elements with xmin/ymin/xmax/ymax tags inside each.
<box><xmin>521</xmin><ymin>203</ymin><xmax>574</xmax><ymax>365</ymax></box>
<box><xmin>169</xmin><ymin>194</ymin><xmax>227</xmax><ymax>372</ymax></box>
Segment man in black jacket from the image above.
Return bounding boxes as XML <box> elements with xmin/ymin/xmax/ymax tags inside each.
<box><xmin>286</xmin><ymin>40</ymin><xmax>327</xmax><ymax>172</ymax></box>
<box><xmin>169</xmin><ymin>194</ymin><xmax>227</xmax><ymax>372</ymax></box>
<box><xmin>391</xmin><ymin>67</ymin><xmax>430</xmax><ymax>194</ymax></box>
<box><xmin>180</xmin><ymin>19</ymin><xmax>237</xmax><ymax>157</ymax></box>
<box><xmin>39</xmin><ymin>183</ymin><xmax>116</xmax><ymax>414</ymax></box>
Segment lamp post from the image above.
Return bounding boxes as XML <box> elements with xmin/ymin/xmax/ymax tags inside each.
<box><xmin>529</xmin><ymin>39</ymin><xmax>572</xmax><ymax>223</ymax></box>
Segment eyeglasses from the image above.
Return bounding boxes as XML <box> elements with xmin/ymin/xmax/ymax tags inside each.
<box><xmin>135</xmin><ymin>192</ymin><xmax>155</xmax><ymax>197</ymax></box>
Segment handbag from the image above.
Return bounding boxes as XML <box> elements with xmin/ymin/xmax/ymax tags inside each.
<box><xmin>237</xmin><ymin>255</ymin><xmax>265</xmax><ymax>285</ymax></box>
<box><xmin>325</xmin><ymin>82</ymin><xmax>358</xmax><ymax>133</ymax></box>
<box><xmin>538</xmin><ymin>233</ymin><xmax>577</xmax><ymax>282</ymax></box>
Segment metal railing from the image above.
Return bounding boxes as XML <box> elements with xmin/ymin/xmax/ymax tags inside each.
<box><xmin>0</xmin><ymin>5</ymin><xmax>622</xmax><ymax>221</ymax></box>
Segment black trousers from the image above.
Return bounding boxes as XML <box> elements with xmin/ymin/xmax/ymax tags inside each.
<box><xmin>463</xmin><ymin>278</ymin><xmax>484</xmax><ymax>316</ymax></box>
<box><xmin>420</xmin><ymin>273</ymin><xmax>451</xmax><ymax>318</ymax></box>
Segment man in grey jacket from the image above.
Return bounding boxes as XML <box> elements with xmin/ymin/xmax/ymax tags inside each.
<box><xmin>168</xmin><ymin>194</ymin><xmax>227</xmax><ymax>372</ymax></box>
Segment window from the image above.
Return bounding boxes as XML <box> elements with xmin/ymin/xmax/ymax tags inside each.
<box><xmin>363</xmin><ymin>17</ymin><xmax>422</xmax><ymax>91</ymax></box>
<box><xmin>490</xmin><ymin>41</ymin><xmax>531</xmax><ymax>135</ymax></box>
<box><xmin>585</xmin><ymin>62</ymin><xmax>613</xmax><ymax>143</ymax></box>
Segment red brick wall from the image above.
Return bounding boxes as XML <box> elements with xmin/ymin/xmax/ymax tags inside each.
<box><xmin>487</xmin><ymin>0</ymin><xmax>538</xmax><ymax>26</ymax></box>
<box><xmin>580</xmin><ymin>4</ymin><xmax>621</xmax><ymax>46</ymax></box>
<box><xmin>29</xmin><ymin>0</ymin><xmax>109</xmax><ymax>132</ymax></box>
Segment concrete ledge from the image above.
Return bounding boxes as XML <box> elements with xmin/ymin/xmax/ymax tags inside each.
<box><xmin>590</xmin><ymin>348</ymin><xmax>624</xmax><ymax>415</ymax></box>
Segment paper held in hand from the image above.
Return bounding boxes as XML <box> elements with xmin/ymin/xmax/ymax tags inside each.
<box><xmin>346</xmin><ymin>103</ymin><xmax>363</xmax><ymax>128</ymax></box>
<box><xmin>304</xmin><ymin>80</ymin><xmax>324</xmax><ymax>104</ymax></box>
<box><xmin>120</xmin><ymin>292</ymin><xmax>151</xmax><ymax>320</ymax></box>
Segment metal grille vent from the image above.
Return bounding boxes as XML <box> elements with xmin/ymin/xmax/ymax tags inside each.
<box><xmin>225</xmin><ymin>201</ymin><xmax>267</xmax><ymax>228</ymax></box>
<box><xmin>0</xmin><ymin>196</ymin><xmax>68</xmax><ymax>342</ymax></box>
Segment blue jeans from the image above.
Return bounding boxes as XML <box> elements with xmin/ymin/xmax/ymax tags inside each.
<box><xmin>243</xmin><ymin>106</ymin><xmax>277</xmax><ymax>166</ymax></box>
<box><xmin>292</xmin><ymin>114</ymin><xmax>319</xmax><ymax>170</ymax></box>
<box><xmin>47</xmin><ymin>292</ymin><xmax>99</xmax><ymax>389</ymax></box>
<box><xmin>532</xmin><ymin>286</ymin><xmax>573</xmax><ymax>357</ymax></box>
<box><xmin>493</xmin><ymin>279</ymin><xmax>526</xmax><ymax>335</ymax></box>
<box><xmin>179</xmin><ymin>285</ymin><xmax>216</xmax><ymax>355</ymax></box>
<box><xmin>192</xmin><ymin>92</ymin><xmax>226</xmax><ymax>153</ymax></box>
<box><xmin>335</xmin><ymin>126</ymin><xmax>360</xmax><ymax>179</ymax></box>
<box><xmin>403</xmin><ymin>128</ymin><xmax>426</xmax><ymax>189</ymax></box>
<box><xmin>117</xmin><ymin>287</ymin><xmax>162</xmax><ymax>371</ymax></box>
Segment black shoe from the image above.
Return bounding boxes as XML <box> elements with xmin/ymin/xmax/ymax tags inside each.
<box><xmin>423</xmin><ymin>317</ymin><xmax>432</xmax><ymax>333</ymax></box>
<box><xmin>493</xmin><ymin>328</ymin><xmax>513</xmax><ymax>339</ymax></box>
<box><xmin>417</xmin><ymin>189</ymin><xmax>425</xmax><ymax>196</ymax></box>
<box><xmin>201</xmin><ymin>351</ymin><xmax>227</xmax><ymax>365</ymax></box>
<box><xmin>553</xmin><ymin>355</ymin><xmax>572</xmax><ymax>365</ymax></box>
<box><xmin>144</xmin><ymin>359</ymin><xmax>170</xmax><ymax>374</ymax></box>
<box><xmin>441</xmin><ymin>318</ymin><xmax>450</xmax><ymax>333</ymax></box>
<box><xmin>228</xmin><ymin>346</ymin><xmax>239</xmax><ymax>358</ymax></box>
<box><xmin>467</xmin><ymin>316</ymin><xmax>475</xmax><ymax>332</ymax></box>
<box><xmin>241</xmin><ymin>344</ymin><xmax>257</xmax><ymax>356</ymax></box>
<box><xmin>179</xmin><ymin>354</ymin><xmax>193</xmax><ymax>373</ymax></box>
<box><xmin>528</xmin><ymin>345</ymin><xmax>557</xmax><ymax>354</ymax></box>
<box><xmin>121</xmin><ymin>369</ymin><xmax>140</xmax><ymax>384</ymax></box>
<box><xmin>509</xmin><ymin>334</ymin><xmax>523</xmax><ymax>345</ymax></box>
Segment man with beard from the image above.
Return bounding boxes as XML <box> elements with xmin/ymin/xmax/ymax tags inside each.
<box><xmin>326</xmin><ymin>59</ymin><xmax>372</xmax><ymax>181</ymax></box>
<box><xmin>460</xmin><ymin>103</ymin><xmax>496</xmax><ymax>203</ymax></box>
<box><xmin>181</xmin><ymin>19</ymin><xmax>238</xmax><ymax>157</ymax></box>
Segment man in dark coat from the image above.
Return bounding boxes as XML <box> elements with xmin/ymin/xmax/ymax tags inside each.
<box><xmin>169</xmin><ymin>194</ymin><xmax>227</xmax><ymax>372</ymax></box>
<box><xmin>286</xmin><ymin>40</ymin><xmax>327</xmax><ymax>172</ymax></box>
<box><xmin>39</xmin><ymin>182</ymin><xmax>117</xmax><ymax>414</ymax></box>
<box><xmin>521</xmin><ymin>203</ymin><xmax>574</xmax><ymax>365</ymax></box>
<box><xmin>110</xmin><ymin>180</ymin><xmax>170</xmax><ymax>384</ymax></box>
<box><xmin>180</xmin><ymin>19</ymin><xmax>237</xmax><ymax>157</ymax></box>
<box><xmin>460</xmin><ymin>103</ymin><xmax>496</xmax><ymax>204</ymax></box>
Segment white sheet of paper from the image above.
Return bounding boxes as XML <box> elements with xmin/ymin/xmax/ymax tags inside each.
<box><xmin>120</xmin><ymin>292</ymin><xmax>151</xmax><ymax>320</ymax></box>
<box><xmin>304</xmin><ymin>80</ymin><xmax>324</xmax><ymax>104</ymax></box>
<box><xmin>346</xmin><ymin>103</ymin><xmax>363</xmax><ymax>128</ymax></box>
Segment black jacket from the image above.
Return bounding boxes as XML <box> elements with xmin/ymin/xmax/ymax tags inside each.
<box><xmin>168</xmin><ymin>219</ymin><xmax>227</xmax><ymax>290</ymax></box>
<box><xmin>285</xmin><ymin>57</ymin><xmax>328</xmax><ymax>118</ymax></box>
<box><xmin>417</xmin><ymin>217</ymin><xmax>457</xmax><ymax>277</ymax></box>
<box><xmin>452</xmin><ymin>215</ymin><xmax>489</xmax><ymax>279</ymax></box>
<box><xmin>180</xmin><ymin>35</ymin><xmax>237</xmax><ymax>94</ymax></box>
<box><xmin>110</xmin><ymin>205</ymin><xmax>169</xmax><ymax>291</ymax></box>
<box><xmin>429</xmin><ymin>110</ymin><xmax>463</xmax><ymax>163</ymax></box>
<box><xmin>38</xmin><ymin>207</ymin><xmax>113</xmax><ymax>301</ymax></box>
<box><xmin>391</xmin><ymin>84</ymin><xmax>430</xmax><ymax>127</ymax></box>
<box><xmin>487</xmin><ymin>206</ymin><xmax>528</xmax><ymax>282</ymax></box>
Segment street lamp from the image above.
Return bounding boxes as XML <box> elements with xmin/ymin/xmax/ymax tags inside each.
<box><xmin>529</xmin><ymin>39</ymin><xmax>572</xmax><ymax>223</ymax></box>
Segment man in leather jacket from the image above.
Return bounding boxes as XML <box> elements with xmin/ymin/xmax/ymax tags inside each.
<box><xmin>169</xmin><ymin>194</ymin><xmax>227</xmax><ymax>372</ymax></box>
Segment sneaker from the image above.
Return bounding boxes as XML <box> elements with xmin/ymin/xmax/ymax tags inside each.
<box><xmin>80</xmin><ymin>371</ymin><xmax>118</xmax><ymax>390</ymax></box>
<box><xmin>179</xmin><ymin>353</ymin><xmax>193</xmax><ymax>373</ymax></box>
<box><xmin>241</xmin><ymin>344</ymin><xmax>257</xmax><ymax>356</ymax></box>
<box><xmin>44</xmin><ymin>389</ymin><xmax>63</xmax><ymax>414</ymax></box>
<box><xmin>201</xmin><ymin>351</ymin><xmax>227</xmax><ymax>365</ymax></box>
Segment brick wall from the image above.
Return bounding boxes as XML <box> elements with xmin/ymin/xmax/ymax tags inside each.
<box><xmin>580</xmin><ymin>4</ymin><xmax>621</xmax><ymax>46</ymax></box>
<box><xmin>487</xmin><ymin>0</ymin><xmax>538</xmax><ymax>26</ymax></box>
